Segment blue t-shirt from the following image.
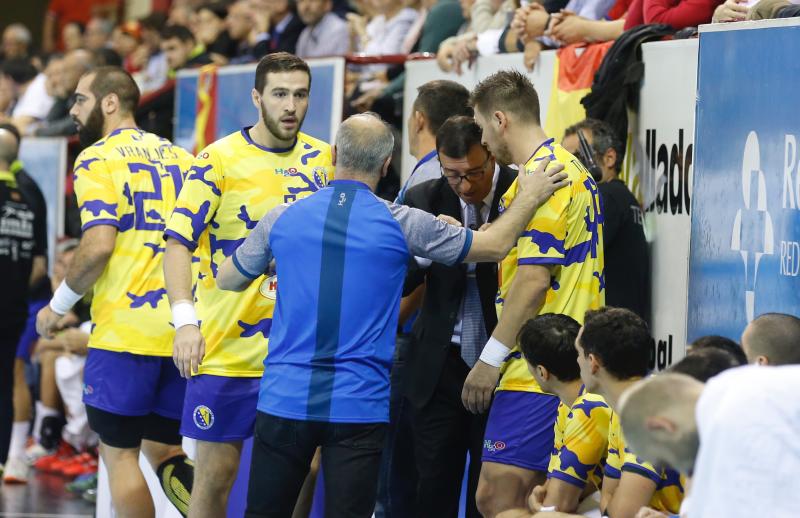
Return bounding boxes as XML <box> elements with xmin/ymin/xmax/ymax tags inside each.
<box><xmin>233</xmin><ymin>179</ymin><xmax>472</xmax><ymax>423</ymax></box>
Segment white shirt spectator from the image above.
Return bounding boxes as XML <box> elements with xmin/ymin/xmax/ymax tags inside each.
<box><xmin>12</xmin><ymin>73</ymin><xmax>54</xmax><ymax>120</ymax></box>
<box><xmin>688</xmin><ymin>365</ymin><xmax>800</xmax><ymax>518</ymax></box>
<box><xmin>296</xmin><ymin>12</ymin><xmax>350</xmax><ymax>58</ymax></box>
<box><xmin>362</xmin><ymin>8</ymin><xmax>419</xmax><ymax>57</ymax></box>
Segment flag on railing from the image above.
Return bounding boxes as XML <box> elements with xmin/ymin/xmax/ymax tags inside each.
<box><xmin>194</xmin><ymin>64</ymin><xmax>219</xmax><ymax>153</ymax></box>
<box><xmin>544</xmin><ymin>42</ymin><xmax>613</xmax><ymax>142</ymax></box>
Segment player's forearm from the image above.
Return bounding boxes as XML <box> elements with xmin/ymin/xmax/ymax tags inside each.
<box><xmin>64</xmin><ymin>228</ymin><xmax>116</xmax><ymax>295</ymax></box>
<box><xmin>164</xmin><ymin>239</ymin><xmax>195</xmax><ymax>303</ymax></box>
<box><xmin>466</xmin><ymin>194</ymin><xmax>547</xmax><ymax>263</ymax></box>
<box><xmin>542</xmin><ymin>479</ymin><xmax>585</xmax><ymax>513</ymax></box>
<box><xmin>492</xmin><ymin>270</ymin><xmax>548</xmax><ymax>346</ymax></box>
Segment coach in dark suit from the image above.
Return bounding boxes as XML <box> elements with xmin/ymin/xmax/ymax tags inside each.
<box><xmin>402</xmin><ymin>116</ymin><xmax>515</xmax><ymax>518</ymax></box>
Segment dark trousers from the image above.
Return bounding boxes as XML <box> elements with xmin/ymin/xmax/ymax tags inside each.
<box><xmin>375</xmin><ymin>334</ymin><xmax>417</xmax><ymax>518</ymax></box>
<box><xmin>411</xmin><ymin>345</ymin><xmax>488</xmax><ymax>518</ymax></box>
<box><xmin>246</xmin><ymin>411</ymin><xmax>387</xmax><ymax>518</ymax></box>
<box><xmin>1</xmin><ymin>324</ymin><xmax>24</xmax><ymax>464</ymax></box>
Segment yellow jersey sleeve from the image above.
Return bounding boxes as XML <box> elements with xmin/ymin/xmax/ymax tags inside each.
<box><xmin>165</xmin><ymin>148</ymin><xmax>223</xmax><ymax>250</ymax></box>
<box><xmin>74</xmin><ymin>150</ymin><xmax>119</xmax><ymax>231</ymax></box>
<box><xmin>548</xmin><ymin>391</ymin><xmax>611</xmax><ymax>489</ymax></box>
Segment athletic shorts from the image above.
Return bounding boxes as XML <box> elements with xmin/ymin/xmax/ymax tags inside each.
<box><xmin>180</xmin><ymin>374</ymin><xmax>260</xmax><ymax>442</ymax></box>
<box><xmin>83</xmin><ymin>348</ymin><xmax>186</xmax><ymax>419</ymax></box>
<box><xmin>481</xmin><ymin>390</ymin><xmax>560</xmax><ymax>472</ymax></box>
<box><xmin>16</xmin><ymin>299</ymin><xmax>49</xmax><ymax>361</ymax></box>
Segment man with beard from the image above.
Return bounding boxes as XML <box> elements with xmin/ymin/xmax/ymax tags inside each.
<box><xmin>465</xmin><ymin>70</ymin><xmax>605</xmax><ymax>517</ymax></box>
<box><xmin>163</xmin><ymin>52</ymin><xmax>334</xmax><ymax>518</ymax></box>
<box><xmin>35</xmin><ymin>66</ymin><xmax>196</xmax><ymax>517</ymax></box>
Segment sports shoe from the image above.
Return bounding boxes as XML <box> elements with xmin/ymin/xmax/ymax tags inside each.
<box><xmin>33</xmin><ymin>441</ymin><xmax>76</xmax><ymax>472</ymax></box>
<box><xmin>59</xmin><ymin>453</ymin><xmax>98</xmax><ymax>477</ymax></box>
<box><xmin>67</xmin><ymin>472</ymin><xmax>98</xmax><ymax>493</ymax></box>
<box><xmin>2</xmin><ymin>457</ymin><xmax>30</xmax><ymax>484</ymax></box>
<box><xmin>24</xmin><ymin>442</ymin><xmax>50</xmax><ymax>465</ymax></box>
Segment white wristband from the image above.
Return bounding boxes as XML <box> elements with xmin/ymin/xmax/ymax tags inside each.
<box><xmin>50</xmin><ymin>280</ymin><xmax>84</xmax><ymax>316</ymax></box>
<box><xmin>479</xmin><ymin>336</ymin><xmax>511</xmax><ymax>367</ymax></box>
<box><xmin>171</xmin><ymin>301</ymin><xmax>199</xmax><ymax>330</ymax></box>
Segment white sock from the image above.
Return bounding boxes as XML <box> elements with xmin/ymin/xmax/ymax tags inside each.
<box><xmin>33</xmin><ymin>402</ymin><xmax>60</xmax><ymax>443</ymax></box>
<box><xmin>8</xmin><ymin>421</ymin><xmax>29</xmax><ymax>460</ymax></box>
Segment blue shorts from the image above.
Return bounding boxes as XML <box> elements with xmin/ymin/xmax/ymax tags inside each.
<box><xmin>82</xmin><ymin>348</ymin><xmax>185</xmax><ymax>419</ymax></box>
<box><xmin>16</xmin><ymin>299</ymin><xmax>49</xmax><ymax>361</ymax></box>
<box><xmin>482</xmin><ymin>390</ymin><xmax>560</xmax><ymax>472</ymax></box>
<box><xmin>180</xmin><ymin>374</ymin><xmax>260</xmax><ymax>442</ymax></box>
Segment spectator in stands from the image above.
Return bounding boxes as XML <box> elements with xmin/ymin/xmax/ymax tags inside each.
<box><xmin>624</xmin><ymin>0</ymin><xmax>722</xmax><ymax>30</ymax></box>
<box><xmin>712</xmin><ymin>0</ymin><xmax>750</xmax><ymax>21</ymax></box>
<box><xmin>618</xmin><ymin>366</ymin><xmax>800</xmax><ymax>518</ymax></box>
<box><xmin>0</xmin><ymin>58</ymin><xmax>55</xmax><ymax>135</ymax></box>
<box><xmin>62</xmin><ymin>22</ymin><xmax>85</xmax><ymax>52</ymax></box>
<box><xmin>160</xmin><ymin>25</ymin><xmax>213</xmax><ymax>74</ymax></box>
<box><xmin>352</xmin><ymin>0</ymin><xmax>418</xmax><ymax>60</ymax></box>
<box><xmin>436</xmin><ymin>0</ymin><xmax>511</xmax><ymax>73</ymax></box>
<box><xmin>576</xmin><ymin>307</ymin><xmax>684</xmax><ymax>518</ymax></box>
<box><xmin>295</xmin><ymin>0</ymin><xmax>350</xmax><ymax>58</ymax></box>
<box><xmin>248</xmin><ymin>0</ymin><xmax>306</xmax><ymax>58</ymax></box>
<box><xmin>520</xmin><ymin>314</ymin><xmax>612</xmax><ymax>515</ymax></box>
<box><xmin>686</xmin><ymin>334</ymin><xmax>748</xmax><ymax>365</ymax></box>
<box><xmin>740</xmin><ymin>312</ymin><xmax>800</xmax><ymax>366</ymax></box>
<box><xmin>225</xmin><ymin>0</ymin><xmax>257</xmax><ymax>59</ymax></box>
<box><xmin>397</xmin><ymin>80</ymin><xmax>473</xmax><ymax>203</ymax></box>
<box><xmin>562</xmin><ymin>119</ymin><xmax>649</xmax><ymax>320</ymax></box>
<box><xmin>92</xmin><ymin>47</ymin><xmax>123</xmax><ymax>68</ymax></box>
<box><xmin>110</xmin><ymin>21</ymin><xmax>143</xmax><ymax>73</ymax></box>
<box><xmin>747</xmin><ymin>0</ymin><xmax>800</xmax><ymax>19</ymax></box>
<box><xmin>84</xmin><ymin>17</ymin><xmax>115</xmax><ymax>51</ymax></box>
<box><xmin>1</xmin><ymin>24</ymin><xmax>33</xmax><ymax>62</ymax></box>
<box><xmin>33</xmin><ymin>50</ymin><xmax>92</xmax><ymax>137</ymax></box>
<box><xmin>43</xmin><ymin>0</ymin><xmax>118</xmax><ymax>52</ymax></box>
<box><xmin>133</xmin><ymin>12</ymin><xmax>169</xmax><ymax>94</ymax></box>
<box><xmin>669</xmin><ymin>347</ymin><xmax>742</xmax><ymax>382</ymax></box>
<box><xmin>196</xmin><ymin>2</ymin><xmax>238</xmax><ymax>63</ymax></box>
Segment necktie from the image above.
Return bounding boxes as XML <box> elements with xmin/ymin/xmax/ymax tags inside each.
<box><xmin>460</xmin><ymin>203</ymin><xmax>487</xmax><ymax>367</ymax></box>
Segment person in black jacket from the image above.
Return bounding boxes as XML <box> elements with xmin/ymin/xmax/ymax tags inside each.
<box><xmin>562</xmin><ymin>118</ymin><xmax>649</xmax><ymax>320</ymax></box>
<box><xmin>402</xmin><ymin>115</ymin><xmax>516</xmax><ymax>517</ymax></box>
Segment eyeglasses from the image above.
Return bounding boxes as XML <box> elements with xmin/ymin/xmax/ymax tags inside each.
<box><xmin>441</xmin><ymin>154</ymin><xmax>492</xmax><ymax>186</ymax></box>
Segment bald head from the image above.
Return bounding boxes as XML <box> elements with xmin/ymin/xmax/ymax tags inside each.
<box><xmin>334</xmin><ymin>113</ymin><xmax>395</xmax><ymax>178</ymax></box>
<box><xmin>3</xmin><ymin>24</ymin><xmax>31</xmax><ymax>59</ymax></box>
<box><xmin>618</xmin><ymin>373</ymin><xmax>703</xmax><ymax>474</ymax></box>
<box><xmin>0</xmin><ymin>128</ymin><xmax>20</xmax><ymax>168</ymax></box>
<box><xmin>741</xmin><ymin>313</ymin><xmax>800</xmax><ymax>366</ymax></box>
<box><xmin>62</xmin><ymin>49</ymin><xmax>94</xmax><ymax>95</ymax></box>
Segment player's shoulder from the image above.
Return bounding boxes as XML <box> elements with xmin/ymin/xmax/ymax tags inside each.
<box><xmin>196</xmin><ymin>130</ymin><xmax>248</xmax><ymax>159</ymax></box>
<box><xmin>297</xmin><ymin>132</ymin><xmax>332</xmax><ymax>153</ymax></box>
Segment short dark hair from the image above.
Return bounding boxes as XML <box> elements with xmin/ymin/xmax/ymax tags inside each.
<box><xmin>669</xmin><ymin>348</ymin><xmax>740</xmax><ymax>382</ymax></box>
<box><xmin>689</xmin><ymin>335</ymin><xmax>747</xmax><ymax>366</ymax></box>
<box><xmin>161</xmin><ymin>24</ymin><xmax>195</xmax><ymax>43</ymax></box>
<box><xmin>436</xmin><ymin>116</ymin><xmax>484</xmax><ymax>159</ymax></box>
<box><xmin>254</xmin><ymin>52</ymin><xmax>311</xmax><ymax>94</ymax></box>
<box><xmin>519</xmin><ymin>314</ymin><xmax>581</xmax><ymax>382</ymax></box>
<box><xmin>748</xmin><ymin>312</ymin><xmax>800</xmax><ymax>365</ymax></box>
<box><xmin>580</xmin><ymin>307</ymin><xmax>652</xmax><ymax>380</ymax></box>
<box><xmin>140</xmin><ymin>12</ymin><xmax>167</xmax><ymax>33</ymax></box>
<box><xmin>470</xmin><ymin>70</ymin><xmax>540</xmax><ymax>124</ymax></box>
<box><xmin>564</xmin><ymin>118</ymin><xmax>624</xmax><ymax>173</ymax></box>
<box><xmin>413</xmin><ymin>80</ymin><xmax>472</xmax><ymax>136</ymax></box>
<box><xmin>87</xmin><ymin>66</ymin><xmax>140</xmax><ymax>114</ymax></box>
<box><xmin>1</xmin><ymin>58</ymin><xmax>38</xmax><ymax>84</ymax></box>
<box><xmin>92</xmin><ymin>48</ymin><xmax>123</xmax><ymax>67</ymax></box>
<box><xmin>198</xmin><ymin>2</ymin><xmax>229</xmax><ymax>19</ymax></box>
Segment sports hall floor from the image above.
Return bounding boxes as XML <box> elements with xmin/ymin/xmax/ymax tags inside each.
<box><xmin>0</xmin><ymin>474</ymin><xmax>94</xmax><ymax>517</ymax></box>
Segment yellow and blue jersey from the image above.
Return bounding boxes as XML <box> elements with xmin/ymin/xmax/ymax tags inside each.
<box><xmin>496</xmin><ymin>139</ymin><xmax>604</xmax><ymax>392</ymax></box>
<box><xmin>73</xmin><ymin>128</ymin><xmax>194</xmax><ymax>356</ymax></box>
<box><xmin>605</xmin><ymin>412</ymin><xmax>685</xmax><ymax>514</ymax></box>
<box><xmin>164</xmin><ymin>128</ymin><xmax>333</xmax><ymax>377</ymax></box>
<box><xmin>548</xmin><ymin>387</ymin><xmax>611</xmax><ymax>490</ymax></box>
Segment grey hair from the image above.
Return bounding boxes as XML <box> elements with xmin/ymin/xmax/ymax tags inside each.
<box><xmin>334</xmin><ymin>112</ymin><xmax>394</xmax><ymax>176</ymax></box>
<box><xmin>5</xmin><ymin>24</ymin><xmax>32</xmax><ymax>46</ymax></box>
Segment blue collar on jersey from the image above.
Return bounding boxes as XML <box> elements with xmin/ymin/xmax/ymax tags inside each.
<box><xmin>240</xmin><ymin>126</ymin><xmax>297</xmax><ymax>153</ymax></box>
<box><xmin>525</xmin><ymin>138</ymin><xmax>555</xmax><ymax>165</ymax></box>
<box><xmin>412</xmin><ymin>149</ymin><xmax>438</xmax><ymax>174</ymax></box>
<box><xmin>328</xmin><ymin>179</ymin><xmax>370</xmax><ymax>190</ymax></box>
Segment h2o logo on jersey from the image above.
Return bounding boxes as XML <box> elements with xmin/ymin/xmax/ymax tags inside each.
<box><xmin>259</xmin><ymin>275</ymin><xmax>277</xmax><ymax>300</ymax></box>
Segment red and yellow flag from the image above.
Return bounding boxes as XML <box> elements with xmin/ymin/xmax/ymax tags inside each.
<box><xmin>544</xmin><ymin>41</ymin><xmax>613</xmax><ymax>142</ymax></box>
<box><xmin>193</xmin><ymin>64</ymin><xmax>219</xmax><ymax>153</ymax></box>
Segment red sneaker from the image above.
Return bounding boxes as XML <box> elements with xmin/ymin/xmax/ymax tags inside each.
<box><xmin>33</xmin><ymin>441</ymin><xmax>76</xmax><ymax>472</ymax></box>
<box><xmin>61</xmin><ymin>456</ymin><xmax>98</xmax><ymax>478</ymax></box>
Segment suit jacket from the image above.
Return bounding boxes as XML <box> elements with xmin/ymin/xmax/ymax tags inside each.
<box><xmin>402</xmin><ymin>166</ymin><xmax>515</xmax><ymax>409</ymax></box>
